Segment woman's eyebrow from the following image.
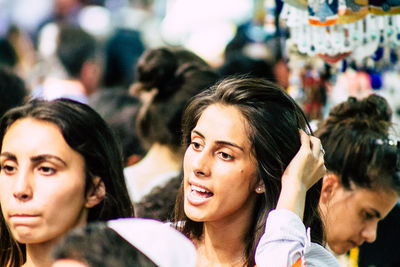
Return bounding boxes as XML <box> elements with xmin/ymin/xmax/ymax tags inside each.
<box><xmin>215</xmin><ymin>140</ymin><xmax>244</xmax><ymax>151</ymax></box>
<box><xmin>0</xmin><ymin>152</ymin><xmax>17</xmax><ymax>162</ymax></box>
<box><xmin>369</xmin><ymin>208</ymin><xmax>381</xmax><ymax>219</ymax></box>
<box><xmin>31</xmin><ymin>154</ymin><xmax>67</xmax><ymax>166</ymax></box>
<box><xmin>192</xmin><ymin>130</ymin><xmax>244</xmax><ymax>151</ymax></box>
<box><xmin>192</xmin><ymin>130</ymin><xmax>204</xmax><ymax>138</ymax></box>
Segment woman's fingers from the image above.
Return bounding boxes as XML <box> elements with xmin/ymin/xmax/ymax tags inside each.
<box><xmin>297</xmin><ymin>130</ymin><xmax>326</xmax><ymax>189</ymax></box>
<box><xmin>310</xmin><ymin>136</ymin><xmax>322</xmax><ymax>158</ymax></box>
<box><xmin>299</xmin><ymin>129</ymin><xmax>310</xmax><ymax>151</ymax></box>
<box><xmin>310</xmin><ymin>136</ymin><xmax>326</xmax><ymax>182</ymax></box>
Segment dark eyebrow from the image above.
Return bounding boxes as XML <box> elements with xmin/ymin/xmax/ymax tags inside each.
<box><xmin>31</xmin><ymin>154</ymin><xmax>67</xmax><ymax>167</ymax></box>
<box><xmin>0</xmin><ymin>152</ymin><xmax>17</xmax><ymax>162</ymax></box>
<box><xmin>192</xmin><ymin>130</ymin><xmax>244</xmax><ymax>151</ymax></box>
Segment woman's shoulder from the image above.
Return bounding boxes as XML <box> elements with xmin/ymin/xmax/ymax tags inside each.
<box><xmin>305</xmin><ymin>243</ymin><xmax>340</xmax><ymax>267</ymax></box>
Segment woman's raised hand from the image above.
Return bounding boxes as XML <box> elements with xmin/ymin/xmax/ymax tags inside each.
<box><xmin>276</xmin><ymin>129</ymin><xmax>326</xmax><ymax>219</ymax></box>
<box><xmin>282</xmin><ymin>129</ymin><xmax>326</xmax><ymax>191</ymax></box>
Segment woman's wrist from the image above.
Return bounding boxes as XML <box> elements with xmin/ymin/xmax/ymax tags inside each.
<box><xmin>276</xmin><ymin>179</ymin><xmax>307</xmax><ymax>220</ymax></box>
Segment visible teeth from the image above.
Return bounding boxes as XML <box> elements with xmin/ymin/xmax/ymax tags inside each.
<box><xmin>191</xmin><ymin>185</ymin><xmax>208</xmax><ymax>193</ymax></box>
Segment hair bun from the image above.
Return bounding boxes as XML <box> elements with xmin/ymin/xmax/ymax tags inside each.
<box><xmin>329</xmin><ymin>94</ymin><xmax>392</xmax><ymax>123</ymax></box>
<box><xmin>135</xmin><ymin>48</ymin><xmax>178</xmax><ymax>95</ymax></box>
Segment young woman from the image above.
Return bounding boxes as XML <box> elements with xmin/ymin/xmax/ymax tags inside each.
<box><xmin>316</xmin><ymin>95</ymin><xmax>400</xmax><ymax>257</ymax></box>
<box><xmin>0</xmin><ymin>99</ymin><xmax>134</xmax><ymax>267</ymax></box>
<box><xmin>174</xmin><ymin>77</ymin><xmax>339</xmax><ymax>266</ymax></box>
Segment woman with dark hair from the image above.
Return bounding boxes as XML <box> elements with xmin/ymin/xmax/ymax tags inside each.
<box><xmin>174</xmin><ymin>77</ymin><xmax>338</xmax><ymax>266</ymax></box>
<box><xmin>316</xmin><ymin>95</ymin><xmax>400</xmax><ymax>259</ymax></box>
<box><xmin>0</xmin><ymin>99</ymin><xmax>134</xmax><ymax>267</ymax></box>
<box><xmin>124</xmin><ymin>47</ymin><xmax>218</xmax><ymax>203</ymax></box>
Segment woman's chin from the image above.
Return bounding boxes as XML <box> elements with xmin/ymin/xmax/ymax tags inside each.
<box><xmin>184</xmin><ymin>203</ymin><xmax>206</xmax><ymax>222</ymax></box>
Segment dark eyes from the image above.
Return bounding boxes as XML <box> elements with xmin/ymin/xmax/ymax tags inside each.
<box><xmin>219</xmin><ymin>152</ymin><xmax>233</xmax><ymax>160</ymax></box>
<box><xmin>38</xmin><ymin>166</ymin><xmax>56</xmax><ymax>176</ymax></box>
<box><xmin>364</xmin><ymin>212</ymin><xmax>374</xmax><ymax>220</ymax></box>
<box><xmin>0</xmin><ymin>164</ymin><xmax>16</xmax><ymax>174</ymax></box>
<box><xmin>0</xmin><ymin>165</ymin><xmax>56</xmax><ymax>176</ymax></box>
<box><xmin>190</xmin><ymin>140</ymin><xmax>235</xmax><ymax>161</ymax></box>
<box><xmin>191</xmin><ymin>142</ymin><xmax>202</xmax><ymax>150</ymax></box>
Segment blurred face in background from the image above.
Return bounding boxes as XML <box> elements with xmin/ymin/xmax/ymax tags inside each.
<box><xmin>319</xmin><ymin>174</ymin><xmax>398</xmax><ymax>255</ymax></box>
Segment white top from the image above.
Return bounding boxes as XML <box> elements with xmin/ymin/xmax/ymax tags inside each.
<box><xmin>255</xmin><ymin>209</ymin><xmax>340</xmax><ymax>267</ymax></box>
<box><xmin>108</xmin><ymin>218</ymin><xmax>197</xmax><ymax>267</ymax></box>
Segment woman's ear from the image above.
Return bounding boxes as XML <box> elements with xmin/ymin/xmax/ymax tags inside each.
<box><xmin>85</xmin><ymin>176</ymin><xmax>106</xmax><ymax>208</ymax></box>
<box><xmin>320</xmin><ymin>173</ymin><xmax>340</xmax><ymax>204</ymax></box>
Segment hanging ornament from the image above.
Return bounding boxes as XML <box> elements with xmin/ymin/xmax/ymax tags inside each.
<box><xmin>281</xmin><ymin>3</ymin><xmax>400</xmax><ymax>64</ymax></box>
<box><xmin>371</xmin><ymin>46</ymin><xmax>384</xmax><ymax>61</ymax></box>
<box><xmin>337</xmin><ymin>0</ymin><xmax>369</xmax><ymax>23</ymax></box>
<box><xmin>368</xmin><ymin>0</ymin><xmax>400</xmax><ymax>15</ymax></box>
<box><xmin>308</xmin><ymin>0</ymin><xmax>339</xmax><ymax>26</ymax></box>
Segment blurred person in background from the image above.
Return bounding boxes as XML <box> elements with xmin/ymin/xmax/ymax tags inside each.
<box><xmin>0</xmin><ymin>38</ymin><xmax>18</xmax><ymax>70</ymax></box>
<box><xmin>88</xmin><ymin>89</ymin><xmax>146</xmax><ymax>167</ymax></box>
<box><xmin>0</xmin><ymin>67</ymin><xmax>27</xmax><ymax>118</ymax></box>
<box><xmin>124</xmin><ymin>47</ymin><xmax>218</xmax><ymax>204</ymax></box>
<box><xmin>34</xmin><ymin>0</ymin><xmax>84</xmax><ymax>46</ymax></box>
<box><xmin>316</xmin><ymin>95</ymin><xmax>400</xmax><ymax>265</ymax></box>
<box><xmin>102</xmin><ymin>28</ymin><xmax>145</xmax><ymax>90</ymax></box>
<box><xmin>134</xmin><ymin>173</ymin><xmax>182</xmax><ymax>222</ymax></box>
<box><xmin>32</xmin><ymin>23</ymin><xmax>103</xmax><ymax>103</ymax></box>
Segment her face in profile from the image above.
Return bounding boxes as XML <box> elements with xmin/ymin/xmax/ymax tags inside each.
<box><xmin>320</xmin><ymin>174</ymin><xmax>399</xmax><ymax>255</ymax></box>
<box><xmin>0</xmin><ymin>118</ymin><xmax>100</xmax><ymax>245</ymax></box>
<box><xmin>183</xmin><ymin>104</ymin><xmax>262</xmax><ymax>223</ymax></box>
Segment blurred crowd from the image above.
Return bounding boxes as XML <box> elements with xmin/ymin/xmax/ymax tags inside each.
<box><xmin>1</xmin><ymin>1</ymin><xmax>400</xmax><ymax>267</ymax></box>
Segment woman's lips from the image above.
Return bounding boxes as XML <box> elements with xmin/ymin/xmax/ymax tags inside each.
<box><xmin>9</xmin><ymin>214</ymin><xmax>40</xmax><ymax>224</ymax></box>
<box><xmin>186</xmin><ymin>183</ymin><xmax>214</xmax><ymax>206</ymax></box>
<box><xmin>12</xmin><ymin>214</ymin><xmax>39</xmax><ymax>217</ymax></box>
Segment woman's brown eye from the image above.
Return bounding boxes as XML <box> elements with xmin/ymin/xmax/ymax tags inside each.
<box><xmin>38</xmin><ymin>166</ymin><xmax>56</xmax><ymax>175</ymax></box>
<box><xmin>219</xmin><ymin>152</ymin><xmax>233</xmax><ymax>160</ymax></box>
<box><xmin>0</xmin><ymin>165</ymin><xmax>16</xmax><ymax>174</ymax></box>
<box><xmin>191</xmin><ymin>142</ymin><xmax>201</xmax><ymax>150</ymax></box>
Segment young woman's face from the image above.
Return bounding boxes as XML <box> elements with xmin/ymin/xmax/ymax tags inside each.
<box><xmin>322</xmin><ymin>181</ymin><xmax>398</xmax><ymax>255</ymax></box>
<box><xmin>0</xmin><ymin>118</ymin><xmax>90</xmax><ymax>244</ymax></box>
<box><xmin>183</xmin><ymin>104</ymin><xmax>259</xmax><ymax>224</ymax></box>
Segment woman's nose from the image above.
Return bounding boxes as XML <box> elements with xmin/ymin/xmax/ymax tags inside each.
<box><xmin>13</xmin><ymin>171</ymin><xmax>33</xmax><ymax>201</ymax></box>
<box><xmin>192</xmin><ymin>151</ymin><xmax>211</xmax><ymax>177</ymax></box>
<box><xmin>362</xmin><ymin>221</ymin><xmax>378</xmax><ymax>243</ymax></box>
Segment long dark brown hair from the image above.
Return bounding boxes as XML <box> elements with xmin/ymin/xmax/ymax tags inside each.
<box><xmin>174</xmin><ymin>77</ymin><xmax>324</xmax><ymax>267</ymax></box>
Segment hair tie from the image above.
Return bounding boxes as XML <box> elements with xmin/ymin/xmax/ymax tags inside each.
<box><xmin>374</xmin><ymin>138</ymin><xmax>400</xmax><ymax>149</ymax></box>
